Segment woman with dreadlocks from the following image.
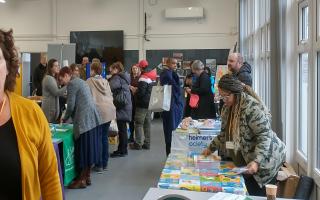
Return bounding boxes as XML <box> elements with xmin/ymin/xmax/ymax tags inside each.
<box><xmin>202</xmin><ymin>74</ymin><xmax>286</xmax><ymax>196</ymax></box>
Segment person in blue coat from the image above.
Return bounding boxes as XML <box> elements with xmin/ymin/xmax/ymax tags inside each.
<box><xmin>160</xmin><ymin>58</ymin><xmax>184</xmax><ymax>156</ymax></box>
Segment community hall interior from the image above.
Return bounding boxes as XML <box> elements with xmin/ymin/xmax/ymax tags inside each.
<box><xmin>0</xmin><ymin>0</ymin><xmax>319</xmax><ymax>199</ymax></box>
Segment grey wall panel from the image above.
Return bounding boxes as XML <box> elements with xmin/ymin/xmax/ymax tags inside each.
<box><xmin>47</xmin><ymin>44</ymin><xmax>76</xmax><ymax>67</ymax></box>
<box><xmin>123</xmin><ymin>50</ymin><xmax>139</xmax><ymax>71</ymax></box>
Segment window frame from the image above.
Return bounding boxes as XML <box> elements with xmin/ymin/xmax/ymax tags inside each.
<box><xmin>298</xmin><ymin>53</ymin><xmax>309</xmax><ymax>158</ymax></box>
<box><xmin>299</xmin><ymin>1</ymin><xmax>309</xmax><ymax>44</ymax></box>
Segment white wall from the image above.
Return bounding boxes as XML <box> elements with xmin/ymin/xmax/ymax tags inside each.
<box><xmin>144</xmin><ymin>0</ymin><xmax>238</xmax><ymax>49</ymax></box>
<box><xmin>0</xmin><ymin>0</ymin><xmax>238</xmax><ymax>56</ymax></box>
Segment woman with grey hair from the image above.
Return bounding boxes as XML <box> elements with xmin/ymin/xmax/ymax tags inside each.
<box><xmin>185</xmin><ymin>60</ymin><xmax>216</xmax><ymax>119</ymax></box>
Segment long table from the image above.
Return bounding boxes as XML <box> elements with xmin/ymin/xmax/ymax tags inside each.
<box><xmin>51</xmin><ymin>124</ymin><xmax>77</xmax><ymax>186</ymax></box>
<box><xmin>158</xmin><ymin>153</ymin><xmax>247</xmax><ymax>195</ymax></box>
<box><xmin>144</xmin><ymin>188</ymin><xmax>294</xmax><ymax>200</ymax></box>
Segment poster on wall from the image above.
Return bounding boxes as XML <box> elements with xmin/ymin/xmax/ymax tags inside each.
<box><xmin>162</xmin><ymin>57</ymin><xmax>169</xmax><ymax>65</ymax></box>
<box><xmin>214</xmin><ymin>65</ymin><xmax>229</xmax><ymax>98</ymax></box>
<box><xmin>182</xmin><ymin>60</ymin><xmax>192</xmax><ymax>70</ymax></box>
<box><xmin>205</xmin><ymin>59</ymin><xmax>217</xmax><ymax>76</ymax></box>
<box><xmin>173</xmin><ymin>52</ymin><xmax>183</xmax><ymax>68</ymax></box>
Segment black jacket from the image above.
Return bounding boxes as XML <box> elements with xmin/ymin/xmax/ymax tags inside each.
<box><xmin>190</xmin><ymin>72</ymin><xmax>216</xmax><ymax>119</ymax></box>
<box><xmin>235</xmin><ymin>62</ymin><xmax>252</xmax><ymax>87</ymax></box>
<box><xmin>32</xmin><ymin>63</ymin><xmax>47</xmax><ymax>96</ymax></box>
<box><xmin>136</xmin><ymin>77</ymin><xmax>156</xmax><ymax>109</ymax></box>
<box><xmin>183</xmin><ymin>93</ymin><xmax>191</xmax><ymax>118</ymax></box>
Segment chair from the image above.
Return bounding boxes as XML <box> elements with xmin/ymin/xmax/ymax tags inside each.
<box><xmin>294</xmin><ymin>175</ymin><xmax>314</xmax><ymax>200</ymax></box>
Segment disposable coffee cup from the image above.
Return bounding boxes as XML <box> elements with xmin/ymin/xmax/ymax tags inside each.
<box><xmin>265</xmin><ymin>184</ymin><xmax>277</xmax><ymax>200</ymax></box>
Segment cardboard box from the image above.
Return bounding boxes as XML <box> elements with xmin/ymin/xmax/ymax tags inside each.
<box><xmin>277</xmin><ymin>162</ymin><xmax>300</xmax><ymax>198</ymax></box>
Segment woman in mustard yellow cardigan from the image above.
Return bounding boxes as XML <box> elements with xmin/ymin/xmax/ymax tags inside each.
<box><xmin>0</xmin><ymin>29</ymin><xmax>62</xmax><ymax>199</ymax></box>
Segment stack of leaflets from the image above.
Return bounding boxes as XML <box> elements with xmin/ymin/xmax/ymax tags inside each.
<box><xmin>158</xmin><ymin>169</ymin><xmax>181</xmax><ymax>190</ymax></box>
<box><xmin>194</xmin><ymin>155</ymin><xmax>220</xmax><ymax>169</ymax></box>
<box><xmin>158</xmin><ymin>153</ymin><xmax>247</xmax><ymax>195</ymax></box>
<box><xmin>179</xmin><ymin>167</ymin><xmax>200</xmax><ymax>191</ymax></box>
<box><xmin>200</xmin><ymin>173</ymin><xmax>222</xmax><ymax>192</ymax></box>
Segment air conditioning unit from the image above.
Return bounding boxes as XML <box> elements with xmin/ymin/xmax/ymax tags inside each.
<box><xmin>165</xmin><ymin>7</ymin><xmax>204</xmax><ymax>19</ymax></box>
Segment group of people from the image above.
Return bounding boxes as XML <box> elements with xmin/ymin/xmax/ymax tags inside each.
<box><xmin>35</xmin><ymin>50</ymin><xmax>287</xmax><ymax>197</ymax></box>
<box><xmin>0</xmin><ymin>27</ymin><xmax>286</xmax><ymax>199</ymax></box>
<box><xmin>36</xmin><ymin>55</ymin><xmax>178</xmax><ymax>189</ymax></box>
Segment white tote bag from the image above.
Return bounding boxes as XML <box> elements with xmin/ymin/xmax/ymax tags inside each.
<box><xmin>148</xmin><ymin>84</ymin><xmax>172</xmax><ymax>112</ymax></box>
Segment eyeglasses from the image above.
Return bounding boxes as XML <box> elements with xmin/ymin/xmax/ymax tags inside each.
<box><xmin>216</xmin><ymin>94</ymin><xmax>231</xmax><ymax>101</ymax></box>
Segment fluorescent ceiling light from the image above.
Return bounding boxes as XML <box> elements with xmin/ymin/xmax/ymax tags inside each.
<box><xmin>0</xmin><ymin>0</ymin><xmax>6</xmax><ymax>3</ymax></box>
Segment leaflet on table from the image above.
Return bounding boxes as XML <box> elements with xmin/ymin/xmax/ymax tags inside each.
<box><xmin>181</xmin><ymin>167</ymin><xmax>199</xmax><ymax>176</ymax></box>
<box><xmin>199</xmin><ymin>168</ymin><xmax>220</xmax><ymax>177</ymax></box>
<box><xmin>159</xmin><ymin>178</ymin><xmax>180</xmax><ymax>184</ymax></box>
<box><xmin>177</xmin><ymin>119</ymin><xmax>221</xmax><ymax>130</ymax></box>
<box><xmin>196</xmin><ymin>119</ymin><xmax>217</xmax><ymax>130</ymax></box>
<box><xmin>179</xmin><ymin>175</ymin><xmax>201</xmax><ymax>192</ymax></box>
<box><xmin>208</xmin><ymin>192</ymin><xmax>252</xmax><ymax>200</ymax></box>
<box><xmin>194</xmin><ymin>154</ymin><xmax>220</xmax><ymax>162</ymax></box>
<box><xmin>160</xmin><ymin>173</ymin><xmax>180</xmax><ymax>179</ymax></box>
<box><xmin>230</xmin><ymin>167</ymin><xmax>249</xmax><ymax>175</ymax></box>
<box><xmin>221</xmin><ymin>187</ymin><xmax>247</xmax><ymax>196</ymax></box>
<box><xmin>201</xmin><ymin>184</ymin><xmax>222</xmax><ymax>193</ymax></box>
<box><xmin>200</xmin><ymin>176</ymin><xmax>222</xmax><ymax>193</ymax></box>
<box><xmin>49</xmin><ymin>123</ymin><xmax>73</xmax><ymax>133</ymax></box>
<box><xmin>55</xmin><ymin>128</ymin><xmax>68</xmax><ymax>132</ymax></box>
<box><xmin>162</xmin><ymin>169</ymin><xmax>181</xmax><ymax>175</ymax></box>
<box><xmin>194</xmin><ymin>155</ymin><xmax>221</xmax><ymax>169</ymax></box>
<box><xmin>175</xmin><ymin>128</ymin><xmax>198</xmax><ymax>134</ymax></box>
<box><xmin>219</xmin><ymin>161</ymin><xmax>236</xmax><ymax>169</ymax></box>
<box><xmin>158</xmin><ymin>182</ymin><xmax>180</xmax><ymax>190</ymax></box>
<box><xmin>200</xmin><ymin>175</ymin><xmax>221</xmax><ymax>182</ymax></box>
<box><xmin>198</xmin><ymin>129</ymin><xmax>220</xmax><ymax>135</ymax></box>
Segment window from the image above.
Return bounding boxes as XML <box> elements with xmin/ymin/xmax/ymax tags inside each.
<box><xmin>317</xmin><ymin>53</ymin><xmax>320</xmax><ymax>168</ymax></box>
<box><xmin>299</xmin><ymin>53</ymin><xmax>309</xmax><ymax>157</ymax></box>
<box><xmin>299</xmin><ymin>3</ymin><xmax>309</xmax><ymax>42</ymax></box>
<box><xmin>317</xmin><ymin>1</ymin><xmax>320</xmax><ymax>172</ymax></box>
<box><xmin>318</xmin><ymin>0</ymin><xmax>320</xmax><ymax>39</ymax></box>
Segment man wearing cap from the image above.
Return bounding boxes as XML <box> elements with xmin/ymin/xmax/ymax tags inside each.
<box><xmin>130</xmin><ymin>60</ymin><xmax>157</xmax><ymax>150</ymax></box>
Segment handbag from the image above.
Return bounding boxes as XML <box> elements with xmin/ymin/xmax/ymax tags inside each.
<box><xmin>113</xmin><ymin>88</ymin><xmax>128</xmax><ymax>109</ymax></box>
<box><xmin>189</xmin><ymin>94</ymin><xmax>199</xmax><ymax>108</ymax></box>
<box><xmin>113</xmin><ymin>75</ymin><xmax>129</xmax><ymax>109</ymax></box>
<box><xmin>148</xmin><ymin>83</ymin><xmax>172</xmax><ymax>112</ymax></box>
<box><xmin>108</xmin><ymin>120</ymin><xmax>118</xmax><ymax>137</ymax></box>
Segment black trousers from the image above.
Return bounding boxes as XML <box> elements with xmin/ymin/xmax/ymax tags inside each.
<box><xmin>162</xmin><ymin>113</ymin><xmax>173</xmax><ymax>156</ymax></box>
<box><xmin>116</xmin><ymin>120</ymin><xmax>128</xmax><ymax>154</ymax></box>
<box><xmin>244</xmin><ymin>174</ymin><xmax>277</xmax><ymax>196</ymax></box>
<box><xmin>129</xmin><ymin>104</ymin><xmax>136</xmax><ymax>142</ymax></box>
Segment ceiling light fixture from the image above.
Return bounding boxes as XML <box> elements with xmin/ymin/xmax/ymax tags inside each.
<box><xmin>0</xmin><ymin>0</ymin><xmax>6</xmax><ymax>3</ymax></box>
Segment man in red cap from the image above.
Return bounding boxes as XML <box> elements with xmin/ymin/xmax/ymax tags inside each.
<box><xmin>130</xmin><ymin>60</ymin><xmax>157</xmax><ymax>150</ymax></box>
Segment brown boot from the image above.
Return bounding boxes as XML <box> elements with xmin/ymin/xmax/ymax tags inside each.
<box><xmin>85</xmin><ymin>168</ymin><xmax>91</xmax><ymax>186</ymax></box>
<box><xmin>68</xmin><ymin>170</ymin><xmax>87</xmax><ymax>189</ymax></box>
